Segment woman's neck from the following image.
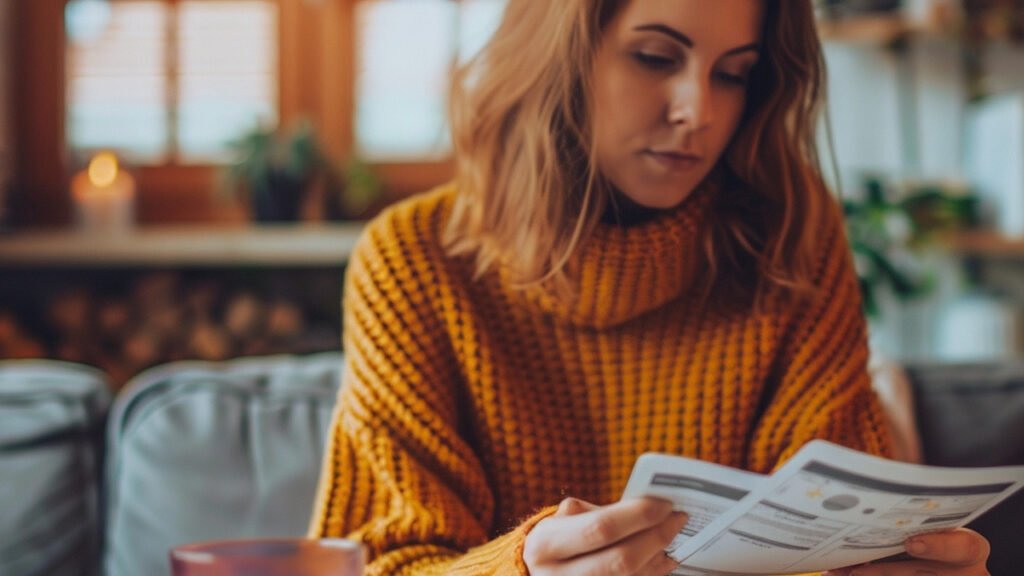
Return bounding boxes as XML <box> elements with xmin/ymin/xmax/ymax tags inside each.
<box><xmin>600</xmin><ymin>189</ymin><xmax>665</xmax><ymax>227</ymax></box>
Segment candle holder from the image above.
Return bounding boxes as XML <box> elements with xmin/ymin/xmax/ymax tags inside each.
<box><xmin>71</xmin><ymin>152</ymin><xmax>136</xmax><ymax>234</ymax></box>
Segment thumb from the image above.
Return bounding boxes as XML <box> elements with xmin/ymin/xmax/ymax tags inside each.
<box><xmin>555</xmin><ymin>497</ymin><xmax>600</xmax><ymax>517</ymax></box>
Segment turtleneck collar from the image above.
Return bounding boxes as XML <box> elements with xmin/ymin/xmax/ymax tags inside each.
<box><xmin>518</xmin><ymin>184</ymin><xmax>715</xmax><ymax>329</ymax></box>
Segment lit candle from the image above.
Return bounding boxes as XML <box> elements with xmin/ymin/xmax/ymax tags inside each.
<box><xmin>71</xmin><ymin>152</ymin><xmax>136</xmax><ymax>234</ymax></box>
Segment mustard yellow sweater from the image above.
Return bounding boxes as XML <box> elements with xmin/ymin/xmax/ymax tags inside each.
<box><xmin>309</xmin><ymin>184</ymin><xmax>891</xmax><ymax>575</ymax></box>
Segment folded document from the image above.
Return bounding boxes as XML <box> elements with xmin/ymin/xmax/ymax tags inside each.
<box><xmin>622</xmin><ymin>440</ymin><xmax>1024</xmax><ymax>576</ymax></box>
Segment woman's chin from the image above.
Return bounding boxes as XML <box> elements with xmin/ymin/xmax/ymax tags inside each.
<box><xmin>624</xmin><ymin>190</ymin><xmax>693</xmax><ymax>211</ymax></box>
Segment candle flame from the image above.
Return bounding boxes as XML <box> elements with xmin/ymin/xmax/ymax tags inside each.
<box><xmin>88</xmin><ymin>153</ymin><xmax>119</xmax><ymax>188</ymax></box>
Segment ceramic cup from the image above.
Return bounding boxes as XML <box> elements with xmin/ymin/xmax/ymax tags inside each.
<box><xmin>170</xmin><ymin>538</ymin><xmax>365</xmax><ymax>576</ymax></box>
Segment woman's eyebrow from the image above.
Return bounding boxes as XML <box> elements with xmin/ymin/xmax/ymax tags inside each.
<box><xmin>633</xmin><ymin>23</ymin><xmax>761</xmax><ymax>56</ymax></box>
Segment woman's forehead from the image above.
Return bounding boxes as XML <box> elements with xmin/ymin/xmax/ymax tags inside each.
<box><xmin>610</xmin><ymin>0</ymin><xmax>764</xmax><ymax>50</ymax></box>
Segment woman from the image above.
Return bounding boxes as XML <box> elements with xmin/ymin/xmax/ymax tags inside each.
<box><xmin>310</xmin><ymin>0</ymin><xmax>993</xmax><ymax>574</ymax></box>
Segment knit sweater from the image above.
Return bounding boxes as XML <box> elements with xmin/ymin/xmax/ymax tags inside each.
<box><xmin>309</xmin><ymin>183</ymin><xmax>892</xmax><ymax>575</ymax></box>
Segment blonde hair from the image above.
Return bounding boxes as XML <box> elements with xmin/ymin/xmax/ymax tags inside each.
<box><xmin>444</xmin><ymin>0</ymin><xmax>831</xmax><ymax>308</ymax></box>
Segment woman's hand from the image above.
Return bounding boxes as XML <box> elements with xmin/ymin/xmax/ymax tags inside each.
<box><xmin>523</xmin><ymin>496</ymin><xmax>689</xmax><ymax>576</ymax></box>
<box><xmin>824</xmin><ymin>529</ymin><xmax>991</xmax><ymax>576</ymax></box>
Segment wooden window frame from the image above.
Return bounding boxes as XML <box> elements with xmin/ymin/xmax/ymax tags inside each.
<box><xmin>14</xmin><ymin>0</ymin><xmax>453</xmax><ymax>227</ymax></box>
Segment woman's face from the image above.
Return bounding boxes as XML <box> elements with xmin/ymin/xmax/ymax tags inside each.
<box><xmin>592</xmin><ymin>0</ymin><xmax>764</xmax><ymax>209</ymax></box>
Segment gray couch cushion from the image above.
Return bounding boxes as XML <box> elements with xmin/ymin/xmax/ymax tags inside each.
<box><xmin>0</xmin><ymin>361</ymin><xmax>111</xmax><ymax>576</ymax></box>
<box><xmin>907</xmin><ymin>363</ymin><xmax>1024</xmax><ymax>468</ymax></box>
<box><xmin>102</xmin><ymin>353</ymin><xmax>342</xmax><ymax>576</ymax></box>
<box><xmin>905</xmin><ymin>363</ymin><xmax>1024</xmax><ymax>576</ymax></box>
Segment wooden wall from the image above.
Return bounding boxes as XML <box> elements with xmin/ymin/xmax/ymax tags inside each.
<box><xmin>14</xmin><ymin>0</ymin><xmax>72</xmax><ymax>226</ymax></box>
<box><xmin>0</xmin><ymin>0</ymin><xmax>14</xmax><ymax>226</ymax></box>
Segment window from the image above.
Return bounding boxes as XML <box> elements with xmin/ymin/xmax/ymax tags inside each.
<box><xmin>64</xmin><ymin>0</ymin><xmax>278</xmax><ymax>164</ymax></box>
<box><xmin>354</xmin><ymin>0</ymin><xmax>506</xmax><ymax>160</ymax></box>
<box><xmin>19</xmin><ymin>0</ymin><xmax>507</xmax><ymax>224</ymax></box>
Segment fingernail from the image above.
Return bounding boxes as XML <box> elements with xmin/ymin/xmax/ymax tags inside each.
<box><xmin>908</xmin><ymin>539</ymin><xmax>929</xmax><ymax>555</ymax></box>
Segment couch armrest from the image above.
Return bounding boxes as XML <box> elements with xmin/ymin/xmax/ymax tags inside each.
<box><xmin>0</xmin><ymin>360</ymin><xmax>111</xmax><ymax>576</ymax></box>
<box><xmin>103</xmin><ymin>353</ymin><xmax>343</xmax><ymax>576</ymax></box>
<box><xmin>904</xmin><ymin>362</ymin><xmax>1024</xmax><ymax>576</ymax></box>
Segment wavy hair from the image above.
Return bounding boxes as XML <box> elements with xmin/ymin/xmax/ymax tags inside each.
<box><xmin>443</xmin><ymin>0</ymin><xmax>831</xmax><ymax>308</ymax></box>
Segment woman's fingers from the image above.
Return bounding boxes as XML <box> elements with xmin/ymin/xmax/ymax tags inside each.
<box><xmin>823</xmin><ymin>529</ymin><xmax>991</xmax><ymax>576</ymax></box>
<box><xmin>904</xmin><ymin>529</ymin><xmax>990</xmax><ymax>567</ymax></box>
<box><xmin>553</xmin><ymin>511</ymin><xmax>689</xmax><ymax>576</ymax></box>
<box><xmin>554</xmin><ymin>497</ymin><xmax>602</xmax><ymax>517</ymax></box>
<box><xmin>527</xmin><ymin>497</ymin><xmax>676</xmax><ymax>561</ymax></box>
<box><xmin>634</xmin><ymin>550</ymin><xmax>682</xmax><ymax>576</ymax></box>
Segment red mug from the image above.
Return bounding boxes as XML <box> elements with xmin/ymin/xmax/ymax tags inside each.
<box><xmin>170</xmin><ymin>538</ymin><xmax>365</xmax><ymax>576</ymax></box>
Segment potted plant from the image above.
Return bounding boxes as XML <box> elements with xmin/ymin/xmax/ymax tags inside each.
<box><xmin>223</xmin><ymin>120</ymin><xmax>325</xmax><ymax>222</ymax></box>
<box><xmin>322</xmin><ymin>157</ymin><xmax>383</xmax><ymax>222</ymax></box>
<box><xmin>843</xmin><ymin>176</ymin><xmax>979</xmax><ymax>317</ymax></box>
<box><xmin>224</xmin><ymin>120</ymin><xmax>383</xmax><ymax>223</ymax></box>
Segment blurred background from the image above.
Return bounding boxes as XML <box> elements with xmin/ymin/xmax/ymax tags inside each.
<box><xmin>0</xmin><ymin>0</ymin><xmax>1023</xmax><ymax>387</ymax></box>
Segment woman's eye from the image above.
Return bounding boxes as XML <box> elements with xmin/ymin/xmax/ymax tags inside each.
<box><xmin>716</xmin><ymin>71</ymin><xmax>749</xmax><ymax>86</ymax></box>
<box><xmin>633</xmin><ymin>52</ymin><xmax>676</xmax><ymax>70</ymax></box>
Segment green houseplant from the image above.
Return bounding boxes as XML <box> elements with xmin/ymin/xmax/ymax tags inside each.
<box><xmin>843</xmin><ymin>177</ymin><xmax>979</xmax><ymax>317</ymax></box>
<box><xmin>224</xmin><ymin>120</ymin><xmax>324</xmax><ymax>222</ymax></box>
<box><xmin>224</xmin><ymin>120</ymin><xmax>382</xmax><ymax>222</ymax></box>
<box><xmin>321</xmin><ymin>157</ymin><xmax>383</xmax><ymax>222</ymax></box>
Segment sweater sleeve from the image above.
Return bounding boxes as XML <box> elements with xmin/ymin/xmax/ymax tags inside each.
<box><xmin>745</xmin><ymin>202</ymin><xmax>893</xmax><ymax>474</ymax></box>
<box><xmin>308</xmin><ymin>208</ymin><xmax>552</xmax><ymax>575</ymax></box>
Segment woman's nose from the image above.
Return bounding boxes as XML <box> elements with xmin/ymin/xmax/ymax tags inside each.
<box><xmin>667</xmin><ymin>74</ymin><xmax>713</xmax><ymax>130</ymax></box>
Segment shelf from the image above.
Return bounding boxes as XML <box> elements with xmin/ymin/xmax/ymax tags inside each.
<box><xmin>942</xmin><ymin>231</ymin><xmax>1024</xmax><ymax>258</ymax></box>
<box><xmin>817</xmin><ymin>14</ymin><xmax>930</xmax><ymax>44</ymax></box>
<box><xmin>0</xmin><ymin>223</ymin><xmax>365</xmax><ymax>267</ymax></box>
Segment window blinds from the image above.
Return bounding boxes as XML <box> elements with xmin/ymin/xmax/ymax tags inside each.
<box><xmin>65</xmin><ymin>0</ymin><xmax>277</xmax><ymax>164</ymax></box>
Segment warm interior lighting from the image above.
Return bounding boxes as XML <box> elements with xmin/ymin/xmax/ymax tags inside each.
<box><xmin>88</xmin><ymin>152</ymin><xmax>120</xmax><ymax>188</ymax></box>
<box><xmin>71</xmin><ymin>150</ymin><xmax>136</xmax><ymax>231</ymax></box>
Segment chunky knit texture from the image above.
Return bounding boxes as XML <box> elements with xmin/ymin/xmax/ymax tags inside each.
<box><xmin>309</xmin><ymin>183</ymin><xmax>892</xmax><ymax>575</ymax></box>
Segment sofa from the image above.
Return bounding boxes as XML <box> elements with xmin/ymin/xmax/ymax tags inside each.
<box><xmin>0</xmin><ymin>355</ymin><xmax>1022</xmax><ymax>576</ymax></box>
<box><xmin>0</xmin><ymin>354</ymin><xmax>342</xmax><ymax>576</ymax></box>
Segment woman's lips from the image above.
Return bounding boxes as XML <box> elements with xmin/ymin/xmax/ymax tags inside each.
<box><xmin>644</xmin><ymin>149</ymin><xmax>703</xmax><ymax>171</ymax></box>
